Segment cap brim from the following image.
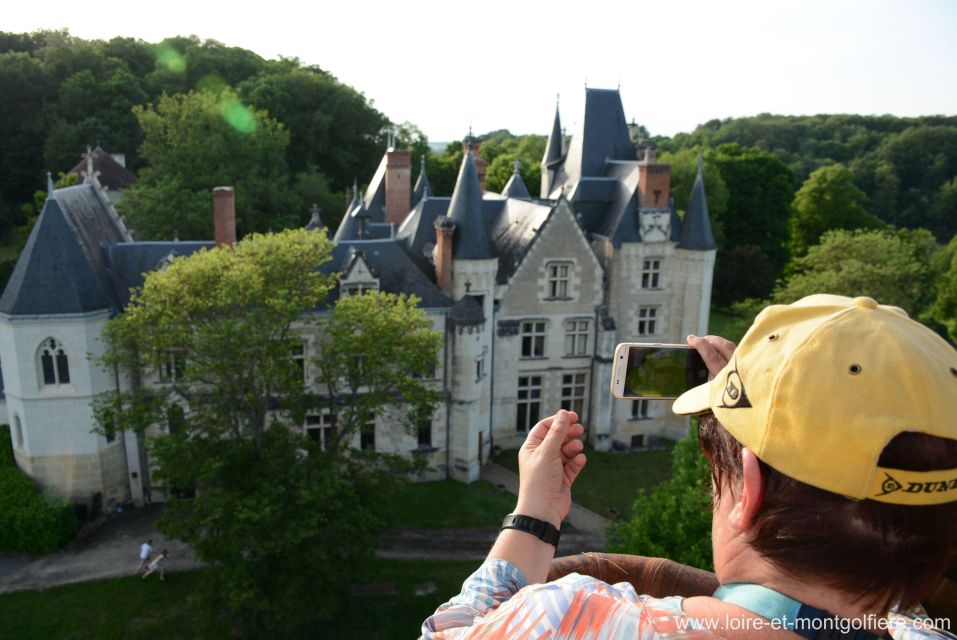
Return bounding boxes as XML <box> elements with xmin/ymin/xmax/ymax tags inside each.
<box><xmin>672</xmin><ymin>380</ymin><xmax>714</xmax><ymax>416</ymax></box>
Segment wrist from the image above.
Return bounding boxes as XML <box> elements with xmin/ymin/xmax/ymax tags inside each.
<box><xmin>514</xmin><ymin>499</ymin><xmax>562</xmax><ymax>530</ymax></box>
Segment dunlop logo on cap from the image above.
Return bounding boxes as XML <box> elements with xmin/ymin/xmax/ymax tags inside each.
<box><xmin>719</xmin><ymin>362</ymin><xmax>752</xmax><ymax>409</ymax></box>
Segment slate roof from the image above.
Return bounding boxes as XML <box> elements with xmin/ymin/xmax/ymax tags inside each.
<box><xmin>362</xmin><ymin>154</ymin><xmax>388</xmax><ymax>222</ymax></box>
<box><xmin>0</xmin><ymin>197</ymin><xmax>116</xmax><ymax>315</ymax></box>
<box><xmin>447</xmin><ymin>151</ymin><xmax>492</xmax><ymax>260</ymax></box>
<box><xmin>450</xmin><ymin>295</ymin><xmax>485</xmax><ymax>326</ymax></box>
<box><xmin>543</xmin><ymin>105</ymin><xmax>564</xmax><ymax>169</ymax></box>
<box><xmin>560</xmin><ymin>88</ymin><xmax>636</xmax><ymax>186</ymax></box>
<box><xmin>105</xmin><ymin>242</ymin><xmax>213</xmax><ymax>308</ymax></box>
<box><xmin>679</xmin><ymin>157</ymin><xmax>716</xmax><ymax>251</ymax></box>
<box><xmin>502</xmin><ymin>167</ymin><xmax>530</xmax><ymax>199</ymax></box>
<box><xmin>333</xmin><ymin>198</ymin><xmax>369</xmax><ymax>242</ymax></box>
<box><xmin>412</xmin><ymin>156</ymin><xmax>431</xmax><ymax>207</ymax></box>
<box><xmin>69</xmin><ymin>146</ymin><xmax>137</xmax><ymax>191</ymax></box>
<box><xmin>319</xmin><ymin>239</ymin><xmax>451</xmax><ymax>310</ymax></box>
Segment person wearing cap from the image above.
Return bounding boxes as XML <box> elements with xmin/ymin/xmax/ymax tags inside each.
<box><xmin>422</xmin><ymin>295</ymin><xmax>957</xmax><ymax>639</ymax></box>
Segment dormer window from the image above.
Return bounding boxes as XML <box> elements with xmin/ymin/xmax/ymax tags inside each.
<box><xmin>545</xmin><ymin>261</ymin><xmax>573</xmax><ymax>299</ymax></box>
<box><xmin>40</xmin><ymin>339</ymin><xmax>70</xmax><ymax>385</ymax></box>
<box><xmin>341</xmin><ymin>282</ymin><xmax>378</xmax><ymax>297</ymax></box>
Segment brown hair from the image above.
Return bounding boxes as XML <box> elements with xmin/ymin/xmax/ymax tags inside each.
<box><xmin>698</xmin><ymin>412</ymin><xmax>957</xmax><ymax>610</ymax></box>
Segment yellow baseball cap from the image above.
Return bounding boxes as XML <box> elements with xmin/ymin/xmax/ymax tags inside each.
<box><xmin>673</xmin><ymin>294</ymin><xmax>957</xmax><ymax>505</ymax></box>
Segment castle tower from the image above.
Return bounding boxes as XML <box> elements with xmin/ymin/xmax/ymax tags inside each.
<box><xmin>441</xmin><ymin>150</ymin><xmax>497</xmax><ymax>481</ymax></box>
<box><xmin>540</xmin><ymin>102</ymin><xmax>564</xmax><ymax>198</ymax></box>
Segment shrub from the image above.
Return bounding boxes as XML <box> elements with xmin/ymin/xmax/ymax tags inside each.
<box><xmin>609</xmin><ymin>421</ymin><xmax>714</xmax><ymax>571</ymax></box>
<box><xmin>0</xmin><ymin>425</ymin><xmax>13</xmax><ymax>466</ymax></box>
<box><xmin>0</xmin><ymin>467</ymin><xmax>76</xmax><ymax>553</ymax></box>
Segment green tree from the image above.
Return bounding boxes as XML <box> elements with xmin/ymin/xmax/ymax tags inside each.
<box><xmin>773</xmin><ymin>228</ymin><xmax>938</xmax><ymax>316</ymax></box>
<box><xmin>610</xmin><ymin>422</ymin><xmax>713</xmax><ymax>571</ymax></box>
<box><xmin>94</xmin><ymin>229</ymin><xmax>439</xmax><ymax>636</ymax></box>
<box><xmin>788</xmin><ymin>163</ymin><xmax>885</xmax><ymax>257</ymax></box>
<box><xmin>711</xmin><ymin>143</ymin><xmax>795</xmax><ymax>304</ymax></box>
<box><xmin>119</xmin><ymin>89</ymin><xmax>299</xmax><ymax>240</ymax></box>
<box><xmin>659</xmin><ymin>148</ymin><xmax>728</xmax><ymax>247</ymax></box>
<box><xmin>930</xmin><ymin>234</ymin><xmax>957</xmax><ymax>343</ymax></box>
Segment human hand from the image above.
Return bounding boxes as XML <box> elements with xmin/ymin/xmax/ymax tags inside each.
<box><xmin>515</xmin><ymin>410</ymin><xmax>587</xmax><ymax>529</ymax></box>
<box><xmin>687</xmin><ymin>334</ymin><xmax>736</xmax><ymax>378</ymax></box>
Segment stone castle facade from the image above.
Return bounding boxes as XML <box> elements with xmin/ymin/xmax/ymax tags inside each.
<box><xmin>0</xmin><ymin>88</ymin><xmax>715</xmax><ymax>507</ymax></box>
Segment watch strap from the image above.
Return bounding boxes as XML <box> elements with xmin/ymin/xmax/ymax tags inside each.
<box><xmin>501</xmin><ymin>513</ymin><xmax>561</xmax><ymax>547</ymax></box>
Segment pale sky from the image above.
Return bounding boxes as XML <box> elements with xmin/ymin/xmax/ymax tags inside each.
<box><xmin>6</xmin><ymin>0</ymin><xmax>957</xmax><ymax>142</ymax></box>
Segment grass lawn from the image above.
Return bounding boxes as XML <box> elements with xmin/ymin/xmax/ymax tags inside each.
<box><xmin>390</xmin><ymin>479</ymin><xmax>517</xmax><ymax>529</ymax></box>
<box><xmin>494</xmin><ymin>445</ymin><xmax>674</xmax><ymax>519</ymax></box>
<box><xmin>709</xmin><ymin>307</ymin><xmax>754</xmax><ymax>345</ymax></box>
<box><xmin>0</xmin><ymin>559</ymin><xmax>476</xmax><ymax>640</ymax></box>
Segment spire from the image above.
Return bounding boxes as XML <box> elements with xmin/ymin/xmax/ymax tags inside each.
<box><xmin>447</xmin><ymin>150</ymin><xmax>491</xmax><ymax>259</ymax></box>
<box><xmin>412</xmin><ymin>155</ymin><xmax>432</xmax><ymax>206</ymax></box>
<box><xmin>542</xmin><ymin>102</ymin><xmax>564</xmax><ymax>168</ymax></box>
<box><xmin>305</xmin><ymin>203</ymin><xmax>323</xmax><ymax>231</ymax></box>
<box><xmin>679</xmin><ymin>153</ymin><xmax>716</xmax><ymax>251</ymax></box>
<box><xmin>47</xmin><ymin>172</ymin><xmax>54</xmax><ymax>196</ymax></box>
<box><xmin>502</xmin><ymin>158</ymin><xmax>530</xmax><ymax>199</ymax></box>
<box><xmin>333</xmin><ymin>195</ymin><xmax>367</xmax><ymax>243</ymax></box>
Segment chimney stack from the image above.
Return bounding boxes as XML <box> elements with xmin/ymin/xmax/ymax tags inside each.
<box><xmin>637</xmin><ymin>152</ymin><xmax>671</xmax><ymax>210</ymax></box>
<box><xmin>433</xmin><ymin>216</ymin><xmax>455</xmax><ymax>294</ymax></box>
<box><xmin>212</xmin><ymin>186</ymin><xmax>237</xmax><ymax>246</ymax></box>
<box><xmin>385</xmin><ymin>148</ymin><xmax>412</xmax><ymax>225</ymax></box>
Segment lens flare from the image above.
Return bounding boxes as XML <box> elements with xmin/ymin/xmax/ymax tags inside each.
<box><xmin>155</xmin><ymin>44</ymin><xmax>186</xmax><ymax>73</ymax></box>
<box><xmin>219</xmin><ymin>97</ymin><xmax>257</xmax><ymax>134</ymax></box>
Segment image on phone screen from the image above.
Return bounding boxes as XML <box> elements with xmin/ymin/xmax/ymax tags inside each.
<box><xmin>616</xmin><ymin>345</ymin><xmax>709</xmax><ymax>399</ymax></box>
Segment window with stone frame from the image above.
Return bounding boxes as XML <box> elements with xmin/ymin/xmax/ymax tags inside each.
<box><xmin>564</xmin><ymin>319</ymin><xmax>589</xmax><ymax>356</ymax></box>
<box><xmin>360</xmin><ymin>415</ymin><xmax>376</xmax><ymax>451</ymax></box>
<box><xmin>560</xmin><ymin>372</ymin><xmax>587</xmax><ymax>416</ymax></box>
<box><xmin>306</xmin><ymin>411</ymin><xmax>337</xmax><ymax>452</ymax></box>
<box><xmin>546</xmin><ymin>261</ymin><xmax>573</xmax><ymax>299</ymax></box>
<box><xmin>341</xmin><ymin>282</ymin><xmax>378</xmax><ymax>297</ymax></box>
<box><xmin>291</xmin><ymin>343</ymin><xmax>307</xmax><ymax>383</ymax></box>
<box><xmin>158</xmin><ymin>350</ymin><xmax>185</xmax><ymax>383</ymax></box>
<box><xmin>516</xmin><ymin>375</ymin><xmax>542</xmax><ymax>432</ymax></box>
<box><xmin>631</xmin><ymin>399</ymin><xmax>650</xmax><ymax>419</ymax></box>
<box><xmin>638</xmin><ymin>307</ymin><xmax>658</xmax><ymax>336</ymax></box>
<box><xmin>641</xmin><ymin>258</ymin><xmax>662</xmax><ymax>289</ymax></box>
<box><xmin>417</xmin><ymin>418</ymin><xmax>432</xmax><ymax>448</ymax></box>
<box><xmin>521</xmin><ymin>321</ymin><xmax>546</xmax><ymax>358</ymax></box>
<box><xmin>475</xmin><ymin>352</ymin><xmax>485</xmax><ymax>381</ymax></box>
<box><xmin>39</xmin><ymin>338</ymin><xmax>70</xmax><ymax>385</ymax></box>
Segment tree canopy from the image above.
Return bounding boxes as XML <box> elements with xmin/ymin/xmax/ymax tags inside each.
<box><xmin>94</xmin><ymin>229</ymin><xmax>443</xmax><ymax>635</ymax></box>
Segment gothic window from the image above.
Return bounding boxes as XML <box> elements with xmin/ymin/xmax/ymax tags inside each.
<box><xmin>40</xmin><ymin>339</ymin><xmax>70</xmax><ymax>385</ymax></box>
<box><xmin>564</xmin><ymin>319</ymin><xmax>589</xmax><ymax>356</ymax></box>
<box><xmin>546</xmin><ymin>262</ymin><xmax>572</xmax><ymax>299</ymax></box>
<box><xmin>560</xmin><ymin>373</ymin><xmax>587</xmax><ymax>416</ymax></box>
<box><xmin>631</xmin><ymin>399</ymin><xmax>650</xmax><ymax>419</ymax></box>
<box><xmin>641</xmin><ymin>258</ymin><xmax>661</xmax><ymax>289</ymax></box>
<box><xmin>516</xmin><ymin>375</ymin><xmax>542</xmax><ymax>432</ymax></box>
<box><xmin>305</xmin><ymin>411</ymin><xmax>337</xmax><ymax>452</ymax></box>
<box><xmin>521</xmin><ymin>321</ymin><xmax>546</xmax><ymax>358</ymax></box>
<box><xmin>638</xmin><ymin>307</ymin><xmax>658</xmax><ymax>336</ymax></box>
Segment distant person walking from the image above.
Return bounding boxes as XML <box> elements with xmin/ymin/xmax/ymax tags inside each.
<box><xmin>137</xmin><ymin>539</ymin><xmax>153</xmax><ymax>574</ymax></box>
<box><xmin>141</xmin><ymin>550</ymin><xmax>168</xmax><ymax>581</ymax></box>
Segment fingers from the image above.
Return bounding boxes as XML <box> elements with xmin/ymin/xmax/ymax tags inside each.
<box><xmin>541</xmin><ymin>410</ymin><xmax>574</xmax><ymax>456</ymax></box>
<box><xmin>523</xmin><ymin>414</ymin><xmax>555</xmax><ymax>448</ymax></box>
<box><xmin>561</xmin><ymin>436</ymin><xmax>584</xmax><ymax>462</ymax></box>
<box><xmin>564</xmin><ymin>452</ymin><xmax>587</xmax><ymax>486</ymax></box>
<box><xmin>687</xmin><ymin>334</ymin><xmax>736</xmax><ymax>377</ymax></box>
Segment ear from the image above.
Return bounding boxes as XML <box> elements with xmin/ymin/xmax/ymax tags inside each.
<box><xmin>728</xmin><ymin>447</ymin><xmax>765</xmax><ymax>531</ymax></box>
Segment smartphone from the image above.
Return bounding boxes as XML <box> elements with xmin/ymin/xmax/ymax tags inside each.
<box><xmin>611</xmin><ymin>343</ymin><xmax>709</xmax><ymax>400</ymax></box>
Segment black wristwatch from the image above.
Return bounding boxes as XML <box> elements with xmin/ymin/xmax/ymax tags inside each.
<box><xmin>501</xmin><ymin>513</ymin><xmax>561</xmax><ymax>547</ymax></box>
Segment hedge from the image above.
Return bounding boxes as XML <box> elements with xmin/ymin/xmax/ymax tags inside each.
<box><xmin>0</xmin><ymin>425</ymin><xmax>77</xmax><ymax>553</ymax></box>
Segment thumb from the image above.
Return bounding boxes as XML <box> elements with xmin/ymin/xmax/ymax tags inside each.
<box><xmin>542</xmin><ymin>410</ymin><xmax>571</xmax><ymax>456</ymax></box>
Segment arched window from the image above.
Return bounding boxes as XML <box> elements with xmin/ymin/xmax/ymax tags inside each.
<box><xmin>39</xmin><ymin>339</ymin><xmax>70</xmax><ymax>385</ymax></box>
<box><xmin>13</xmin><ymin>414</ymin><xmax>23</xmax><ymax>449</ymax></box>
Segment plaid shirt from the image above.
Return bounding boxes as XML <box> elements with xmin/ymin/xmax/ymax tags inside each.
<box><xmin>422</xmin><ymin>560</ymin><xmax>953</xmax><ymax>640</ymax></box>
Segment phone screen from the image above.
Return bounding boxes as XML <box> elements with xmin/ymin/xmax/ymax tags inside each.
<box><xmin>618</xmin><ymin>346</ymin><xmax>709</xmax><ymax>399</ymax></box>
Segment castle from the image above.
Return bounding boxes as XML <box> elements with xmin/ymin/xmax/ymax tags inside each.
<box><xmin>0</xmin><ymin>88</ymin><xmax>715</xmax><ymax>508</ymax></box>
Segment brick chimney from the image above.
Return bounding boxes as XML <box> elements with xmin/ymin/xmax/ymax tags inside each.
<box><xmin>637</xmin><ymin>148</ymin><xmax>671</xmax><ymax>209</ymax></box>
<box><xmin>212</xmin><ymin>186</ymin><xmax>237</xmax><ymax>246</ymax></box>
<box><xmin>462</xmin><ymin>135</ymin><xmax>487</xmax><ymax>192</ymax></box>
<box><xmin>433</xmin><ymin>216</ymin><xmax>455</xmax><ymax>294</ymax></box>
<box><xmin>385</xmin><ymin>148</ymin><xmax>412</xmax><ymax>225</ymax></box>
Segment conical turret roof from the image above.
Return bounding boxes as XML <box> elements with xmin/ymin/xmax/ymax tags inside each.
<box><xmin>447</xmin><ymin>151</ymin><xmax>492</xmax><ymax>259</ymax></box>
<box><xmin>679</xmin><ymin>155</ymin><xmax>716</xmax><ymax>251</ymax></box>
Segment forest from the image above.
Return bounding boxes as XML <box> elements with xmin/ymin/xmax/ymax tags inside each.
<box><xmin>1</xmin><ymin>30</ymin><xmax>956</xmax><ymax>340</ymax></box>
